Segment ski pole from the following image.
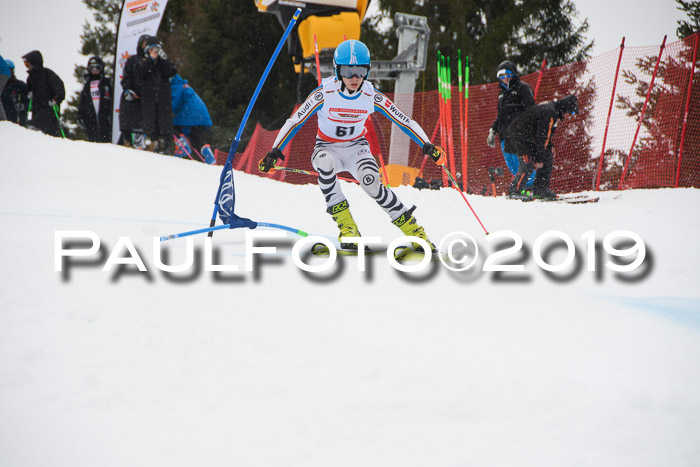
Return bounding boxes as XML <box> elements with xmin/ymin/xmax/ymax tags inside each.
<box><xmin>273</xmin><ymin>165</ymin><xmax>315</xmax><ymax>176</ymax></box>
<box><xmin>442</xmin><ymin>165</ymin><xmax>489</xmax><ymax>235</ymax></box>
<box><xmin>446</xmin><ymin>56</ymin><xmax>456</xmax><ymax>182</ymax></box>
<box><xmin>207</xmin><ymin>8</ymin><xmax>302</xmax><ymax>236</ymax></box>
<box><xmin>273</xmin><ymin>165</ymin><xmax>360</xmax><ymax>184</ymax></box>
<box><xmin>172</xmin><ymin>134</ymin><xmax>196</xmax><ymax>161</ymax></box>
<box><xmin>313</xmin><ymin>33</ymin><xmax>322</xmax><ymax>86</ymax></box>
<box><xmin>438</xmin><ymin>53</ymin><xmax>448</xmax><ymax>187</ymax></box>
<box><xmin>53</xmin><ymin>105</ymin><xmax>66</xmax><ymax>139</ymax></box>
<box><xmin>172</xmin><ymin>134</ymin><xmax>207</xmax><ymax>162</ymax></box>
<box><xmin>464</xmin><ymin>55</ymin><xmax>470</xmax><ymax>191</ymax></box>
<box><xmin>458</xmin><ymin>50</ymin><xmax>464</xmax><ymax>182</ymax></box>
<box><xmin>175</xmin><ymin>133</ymin><xmax>208</xmax><ymax>163</ymax></box>
<box><xmin>190</xmin><ymin>145</ymin><xmax>207</xmax><ymax>163</ymax></box>
<box><xmin>160</xmin><ymin>221</ymin><xmax>308</xmax><ymax>242</ymax></box>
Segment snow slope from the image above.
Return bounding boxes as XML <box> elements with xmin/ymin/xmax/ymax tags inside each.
<box><xmin>1</xmin><ymin>122</ymin><xmax>699</xmax><ymax>466</ymax></box>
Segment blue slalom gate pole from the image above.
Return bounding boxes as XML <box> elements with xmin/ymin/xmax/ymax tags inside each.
<box><xmin>160</xmin><ymin>222</ymin><xmax>308</xmax><ymax>242</ymax></box>
<box><xmin>256</xmin><ymin>222</ymin><xmax>308</xmax><ymax>236</ymax></box>
<box><xmin>208</xmin><ymin>8</ymin><xmax>303</xmax><ymax>235</ymax></box>
<box><xmin>161</xmin><ymin>224</ymin><xmax>232</xmax><ymax>241</ymax></box>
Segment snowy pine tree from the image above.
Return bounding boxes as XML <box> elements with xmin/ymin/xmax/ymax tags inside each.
<box><xmin>361</xmin><ymin>0</ymin><xmax>593</xmax><ymax>87</ymax></box>
<box><xmin>63</xmin><ymin>0</ymin><xmax>121</xmax><ymax>139</ymax></box>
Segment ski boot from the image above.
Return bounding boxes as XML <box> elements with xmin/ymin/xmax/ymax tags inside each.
<box><xmin>132</xmin><ymin>131</ymin><xmax>147</xmax><ymax>150</ymax></box>
<box><xmin>201</xmin><ymin>144</ymin><xmax>216</xmax><ymax>164</ymax></box>
<box><xmin>508</xmin><ymin>188</ymin><xmax>534</xmax><ymax>201</ymax></box>
<box><xmin>328</xmin><ymin>200</ymin><xmax>362</xmax><ymax>249</ymax></box>
<box><xmin>174</xmin><ymin>134</ymin><xmax>190</xmax><ymax>158</ymax></box>
<box><xmin>392</xmin><ymin>206</ymin><xmax>436</xmax><ymax>253</ymax></box>
<box><xmin>532</xmin><ymin>187</ymin><xmax>557</xmax><ymax>200</ymax></box>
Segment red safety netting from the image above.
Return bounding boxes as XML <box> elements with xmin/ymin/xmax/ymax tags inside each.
<box><xmin>223</xmin><ymin>33</ymin><xmax>700</xmax><ymax>194</ymax></box>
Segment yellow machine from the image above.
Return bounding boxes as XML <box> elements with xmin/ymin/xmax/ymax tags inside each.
<box><xmin>255</xmin><ymin>0</ymin><xmax>371</xmax><ymax>75</ymax></box>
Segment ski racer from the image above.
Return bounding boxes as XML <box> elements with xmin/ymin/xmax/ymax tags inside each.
<box><xmin>258</xmin><ymin>39</ymin><xmax>446</xmax><ymax>253</ymax></box>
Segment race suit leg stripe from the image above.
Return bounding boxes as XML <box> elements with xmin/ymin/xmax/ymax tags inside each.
<box><xmin>351</xmin><ymin>153</ymin><xmax>406</xmax><ymax>220</ymax></box>
<box><xmin>312</xmin><ymin>145</ymin><xmax>345</xmax><ymax>208</ymax></box>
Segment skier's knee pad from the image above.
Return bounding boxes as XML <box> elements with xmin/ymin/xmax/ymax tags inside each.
<box><xmin>359</xmin><ymin>169</ymin><xmax>382</xmax><ymax>198</ymax></box>
<box><xmin>312</xmin><ymin>150</ymin><xmax>335</xmax><ymax>173</ymax></box>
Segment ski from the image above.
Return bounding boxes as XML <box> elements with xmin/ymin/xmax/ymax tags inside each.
<box><xmin>507</xmin><ymin>193</ymin><xmax>535</xmax><ymax>202</ymax></box>
<box><xmin>393</xmin><ymin>245</ymin><xmax>446</xmax><ymax>263</ymax></box>
<box><xmin>310</xmin><ymin>242</ymin><xmax>386</xmax><ymax>257</ymax></box>
<box><xmin>507</xmin><ymin>194</ymin><xmax>600</xmax><ymax>204</ymax></box>
<box><xmin>556</xmin><ymin>196</ymin><xmax>600</xmax><ymax>204</ymax></box>
<box><xmin>556</xmin><ymin>193</ymin><xmax>601</xmax><ymax>203</ymax></box>
<box><xmin>309</xmin><ymin>243</ymin><xmax>447</xmax><ymax>262</ymax></box>
<box><xmin>557</xmin><ymin>193</ymin><xmax>593</xmax><ymax>199</ymax></box>
<box><xmin>537</xmin><ymin>196</ymin><xmax>600</xmax><ymax>204</ymax></box>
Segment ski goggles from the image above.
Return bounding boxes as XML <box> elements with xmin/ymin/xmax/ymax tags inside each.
<box><xmin>88</xmin><ymin>64</ymin><xmax>102</xmax><ymax>72</ymax></box>
<box><xmin>497</xmin><ymin>69</ymin><xmax>513</xmax><ymax>80</ymax></box>
<box><xmin>338</xmin><ymin>64</ymin><xmax>370</xmax><ymax>79</ymax></box>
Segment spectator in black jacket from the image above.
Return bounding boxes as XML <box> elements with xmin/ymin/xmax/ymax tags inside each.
<box><xmin>119</xmin><ymin>34</ymin><xmax>150</xmax><ymax>149</ymax></box>
<box><xmin>77</xmin><ymin>56</ymin><xmax>113</xmax><ymax>142</ymax></box>
<box><xmin>21</xmin><ymin>50</ymin><xmax>65</xmax><ymax>137</ymax></box>
<box><xmin>506</xmin><ymin>95</ymin><xmax>578</xmax><ymax>199</ymax></box>
<box><xmin>487</xmin><ymin>60</ymin><xmax>535</xmax><ymax>184</ymax></box>
<box><xmin>137</xmin><ymin>36</ymin><xmax>176</xmax><ymax>154</ymax></box>
<box><xmin>1</xmin><ymin>59</ymin><xmax>29</xmax><ymax>126</ymax></box>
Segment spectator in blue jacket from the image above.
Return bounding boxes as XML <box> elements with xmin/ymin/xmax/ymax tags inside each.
<box><xmin>1</xmin><ymin>59</ymin><xmax>29</xmax><ymax>125</ymax></box>
<box><xmin>0</xmin><ymin>53</ymin><xmax>11</xmax><ymax>120</ymax></box>
<box><xmin>170</xmin><ymin>73</ymin><xmax>215</xmax><ymax>163</ymax></box>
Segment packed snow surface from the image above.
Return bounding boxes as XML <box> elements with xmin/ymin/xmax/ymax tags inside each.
<box><xmin>1</xmin><ymin>122</ymin><xmax>699</xmax><ymax>466</ymax></box>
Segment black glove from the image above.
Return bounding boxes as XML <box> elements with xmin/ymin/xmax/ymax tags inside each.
<box><xmin>48</xmin><ymin>99</ymin><xmax>58</xmax><ymax>108</ymax></box>
<box><xmin>14</xmin><ymin>103</ymin><xmax>25</xmax><ymax>112</ymax></box>
<box><xmin>258</xmin><ymin>148</ymin><xmax>285</xmax><ymax>173</ymax></box>
<box><xmin>423</xmin><ymin>143</ymin><xmax>446</xmax><ymax>166</ymax></box>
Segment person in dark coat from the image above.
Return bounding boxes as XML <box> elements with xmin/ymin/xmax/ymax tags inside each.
<box><xmin>137</xmin><ymin>36</ymin><xmax>177</xmax><ymax>154</ymax></box>
<box><xmin>77</xmin><ymin>56</ymin><xmax>113</xmax><ymax>142</ymax></box>
<box><xmin>21</xmin><ymin>50</ymin><xmax>65</xmax><ymax>137</ymax></box>
<box><xmin>1</xmin><ymin>59</ymin><xmax>29</xmax><ymax>126</ymax></box>
<box><xmin>506</xmin><ymin>95</ymin><xmax>578</xmax><ymax>199</ymax></box>
<box><xmin>119</xmin><ymin>34</ymin><xmax>150</xmax><ymax>149</ymax></box>
<box><xmin>487</xmin><ymin>60</ymin><xmax>535</xmax><ymax>184</ymax></box>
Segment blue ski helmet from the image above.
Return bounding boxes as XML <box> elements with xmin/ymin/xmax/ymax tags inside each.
<box><xmin>333</xmin><ymin>39</ymin><xmax>371</xmax><ymax>80</ymax></box>
<box><xmin>6</xmin><ymin>59</ymin><xmax>14</xmax><ymax>70</ymax></box>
